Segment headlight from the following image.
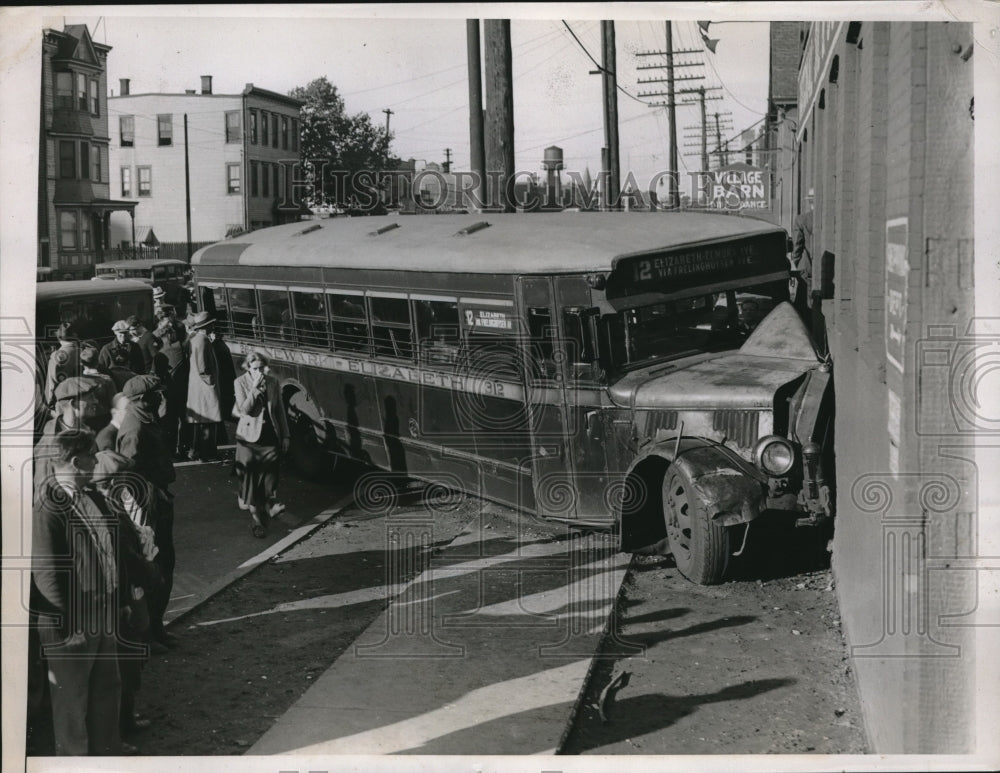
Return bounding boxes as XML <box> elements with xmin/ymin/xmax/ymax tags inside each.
<box><xmin>754</xmin><ymin>435</ymin><xmax>796</xmax><ymax>476</ymax></box>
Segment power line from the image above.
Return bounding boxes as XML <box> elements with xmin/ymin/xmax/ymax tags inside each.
<box><xmin>561</xmin><ymin>20</ymin><xmax>650</xmax><ymax>106</ymax></box>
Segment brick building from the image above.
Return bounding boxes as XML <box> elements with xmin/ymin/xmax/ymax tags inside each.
<box><xmin>789</xmin><ymin>21</ymin><xmax>976</xmax><ymax>752</ymax></box>
<box><xmin>764</xmin><ymin>21</ymin><xmax>804</xmax><ymax>231</ymax></box>
<box><xmin>108</xmin><ymin>78</ymin><xmax>303</xmax><ymax>251</ymax></box>
<box><xmin>39</xmin><ymin>24</ymin><xmax>136</xmax><ymax>279</ymax></box>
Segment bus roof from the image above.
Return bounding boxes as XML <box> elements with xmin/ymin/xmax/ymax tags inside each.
<box><xmin>36</xmin><ymin>279</ymin><xmax>152</xmax><ymax>301</ymax></box>
<box><xmin>192</xmin><ymin>213</ymin><xmax>786</xmax><ymax>274</ymax></box>
<box><xmin>94</xmin><ymin>258</ymin><xmax>188</xmax><ymax>270</ymax></box>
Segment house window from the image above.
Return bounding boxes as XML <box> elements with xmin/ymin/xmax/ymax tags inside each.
<box><xmin>271</xmin><ymin>114</ymin><xmax>279</xmax><ymax>148</ymax></box>
<box><xmin>121</xmin><ymin>167</ymin><xmax>132</xmax><ymax>197</ymax></box>
<box><xmin>138</xmin><ymin>166</ymin><xmax>152</xmax><ymax>196</ymax></box>
<box><xmin>59</xmin><ymin>211</ymin><xmax>78</xmax><ymax>249</ymax></box>
<box><xmin>59</xmin><ymin>141</ymin><xmax>76</xmax><ymax>179</ymax></box>
<box><xmin>79</xmin><ymin>142</ymin><xmax>90</xmax><ymax>180</ymax></box>
<box><xmin>291</xmin><ymin>118</ymin><xmax>299</xmax><ymax>152</ymax></box>
<box><xmin>89</xmin><ymin>79</ymin><xmax>99</xmax><ymax>114</ymax></box>
<box><xmin>76</xmin><ymin>73</ymin><xmax>87</xmax><ymax>111</ymax></box>
<box><xmin>227</xmin><ymin>163</ymin><xmax>241</xmax><ymax>194</ymax></box>
<box><xmin>261</xmin><ymin>111</ymin><xmax>269</xmax><ymax>145</ymax></box>
<box><xmin>262</xmin><ymin>162</ymin><xmax>270</xmax><ymax>196</ymax></box>
<box><xmin>272</xmin><ymin>163</ymin><xmax>279</xmax><ymax>195</ymax></box>
<box><xmin>120</xmin><ymin>115</ymin><xmax>134</xmax><ymax>147</ymax></box>
<box><xmin>281</xmin><ymin>116</ymin><xmax>289</xmax><ymax>150</ymax></box>
<box><xmin>80</xmin><ymin>214</ymin><xmax>92</xmax><ymax>249</ymax></box>
<box><xmin>55</xmin><ymin>72</ymin><xmax>73</xmax><ymax>108</ymax></box>
<box><xmin>158</xmin><ymin>114</ymin><xmax>173</xmax><ymax>146</ymax></box>
<box><xmin>249</xmin><ymin>110</ymin><xmax>258</xmax><ymax>144</ymax></box>
<box><xmin>251</xmin><ymin>161</ymin><xmax>259</xmax><ymax>197</ymax></box>
<box><xmin>226</xmin><ymin>111</ymin><xmax>241</xmax><ymax>143</ymax></box>
<box><xmin>90</xmin><ymin>145</ymin><xmax>101</xmax><ymax>182</ymax></box>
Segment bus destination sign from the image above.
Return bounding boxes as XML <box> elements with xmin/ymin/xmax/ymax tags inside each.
<box><xmin>606</xmin><ymin>231</ymin><xmax>788</xmax><ymax>302</ymax></box>
<box><xmin>465</xmin><ymin>307</ymin><xmax>514</xmax><ymax>331</ymax></box>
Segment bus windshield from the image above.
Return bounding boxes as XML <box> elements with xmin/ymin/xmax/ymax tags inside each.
<box><xmin>597</xmin><ymin>289</ymin><xmax>778</xmax><ymax>375</ymax></box>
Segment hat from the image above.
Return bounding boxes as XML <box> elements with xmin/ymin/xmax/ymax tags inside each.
<box><xmin>54</xmin><ymin>376</ymin><xmax>99</xmax><ymax>402</ymax></box>
<box><xmin>56</xmin><ymin>322</ymin><xmax>78</xmax><ymax>341</ymax></box>
<box><xmin>79</xmin><ymin>341</ymin><xmax>100</xmax><ymax>366</ymax></box>
<box><xmin>112</xmin><ymin>320</ymin><xmax>130</xmax><ymax>333</ymax></box>
<box><xmin>123</xmin><ymin>374</ymin><xmax>164</xmax><ymax>398</ymax></box>
<box><xmin>806</xmin><ymin>188</ymin><xmax>815</xmax><ymax>197</ymax></box>
<box><xmin>189</xmin><ymin>310</ymin><xmax>214</xmax><ymax>330</ymax></box>
<box><xmin>92</xmin><ymin>450</ymin><xmax>135</xmax><ymax>482</ymax></box>
<box><xmin>152</xmin><ymin>287</ymin><xmax>166</xmax><ymax>299</ymax></box>
<box><xmin>125</xmin><ymin>315</ymin><xmax>140</xmax><ymax>328</ymax></box>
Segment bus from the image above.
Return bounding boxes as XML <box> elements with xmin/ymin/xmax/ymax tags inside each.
<box><xmin>192</xmin><ymin>213</ymin><xmax>834</xmax><ymax>584</ymax></box>
<box><xmin>93</xmin><ymin>258</ymin><xmax>189</xmax><ymax>306</ymax></box>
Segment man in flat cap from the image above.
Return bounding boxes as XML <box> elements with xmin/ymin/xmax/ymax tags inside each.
<box><xmin>44</xmin><ymin>322</ymin><xmax>82</xmax><ymax>408</ymax></box>
<box><xmin>78</xmin><ymin>341</ymin><xmax>116</xmax><ymax>433</ymax></box>
<box><xmin>116</xmin><ymin>375</ymin><xmax>178</xmax><ymax>649</ymax></box>
<box><xmin>99</xmin><ymin>321</ymin><xmax>145</xmax><ymax>376</ymax></box>
<box><xmin>185</xmin><ymin>311</ymin><xmax>222</xmax><ymax>462</ymax></box>
<box><xmin>34</xmin><ymin>376</ymin><xmax>101</xmax><ymax>494</ymax></box>
<box><xmin>126</xmin><ymin>316</ymin><xmax>157</xmax><ymax>374</ymax></box>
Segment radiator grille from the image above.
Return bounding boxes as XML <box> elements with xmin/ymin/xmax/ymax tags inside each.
<box><xmin>713</xmin><ymin>410</ymin><xmax>760</xmax><ymax>449</ymax></box>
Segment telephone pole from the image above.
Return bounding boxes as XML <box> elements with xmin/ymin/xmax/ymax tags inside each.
<box><xmin>484</xmin><ymin>19</ymin><xmax>514</xmax><ymax>211</ymax></box>
<box><xmin>636</xmin><ymin>26</ymin><xmax>706</xmax><ymax>208</ymax></box>
<box><xmin>601</xmin><ymin>20</ymin><xmax>620</xmax><ymax>210</ymax></box>
<box><xmin>467</xmin><ymin>19</ymin><xmax>486</xmax><ymax>208</ymax></box>
<box><xmin>382</xmin><ymin>108</ymin><xmax>394</xmax><ymax>135</ymax></box>
<box><xmin>444</xmin><ymin>148</ymin><xmax>452</xmax><ymax>173</ymax></box>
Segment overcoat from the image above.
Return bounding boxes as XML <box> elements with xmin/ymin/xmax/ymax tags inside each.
<box><xmin>185</xmin><ymin>329</ymin><xmax>222</xmax><ymax>423</ymax></box>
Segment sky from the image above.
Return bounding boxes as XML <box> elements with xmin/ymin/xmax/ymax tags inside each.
<box><xmin>53</xmin><ymin>9</ymin><xmax>771</xmax><ymax>190</ymax></box>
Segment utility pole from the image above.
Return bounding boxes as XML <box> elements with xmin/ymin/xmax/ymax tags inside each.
<box><xmin>601</xmin><ymin>20</ymin><xmax>620</xmax><ymax>210</ymax></box>
<box><xmin>467</xmin><ymin>19</ymin><xmax>486</xmax><ymax>208</ymax></box>
<box><xmin>484</xmin><ymin>19</ymin><xmax>514</xmax><ymax>211</ymax></box>
<box><xmin>444</xmin><ymin>148</ymin><xmax>452</xmax><ymax>173</ymax></box>
<box><xmin>382</xmin><ymin>108</ymin><xmax>394</xmax><ymax>136</ymax></box>
<box><xmin>637</xmin><ymin>31</ymin><xmax>706</xmax><ymax>209</ymax></box>
<box><xmin>714</xmin><ymin>112</ymin><xmax>727</xmax><ymax>167</ymax></box>
<box><xmin>697</xmin><ymin>87</ymin><xmax>708</xmax><ymax>174</ymax></box>
<box><xmin>184</xmin><ymin>114</ymin><xmax>192</xmax><ymax>262</ymax></box>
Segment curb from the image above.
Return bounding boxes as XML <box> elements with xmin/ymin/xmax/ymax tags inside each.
<box><xmin>163</xmin><ymin>491</ymin><xmax>358</xmax><ymax>629</ymax></box>
<box><xmin>554</xmin><ymin>552</ymin><xmax>636</xmax><ymax>754</ymax></box>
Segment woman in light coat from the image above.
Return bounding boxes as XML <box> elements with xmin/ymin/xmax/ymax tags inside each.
<box><xmin>185</xmin><ymin>312</ymin><xmax>222</xmax><ymax>461</ymax></box>
<box><xmin>233</xmin><ymin>350</ymin><xmax>289</xmax><ymax>537</ymax></box>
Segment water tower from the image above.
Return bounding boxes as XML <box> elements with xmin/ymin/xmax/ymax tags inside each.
<box><xmin>542</xmin><ymin>145</ymin><xmax>563</xmax><ymax>209</ymax></box>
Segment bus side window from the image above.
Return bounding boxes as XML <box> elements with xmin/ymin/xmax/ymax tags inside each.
<box><xmin>228</xmin><ymin>288</ymin><xmax>258</xmax><ymax>339</ymax></box>
<box><xmin>527</xmin><ymin>307</ymin><xmax>556</xmax><ymax>381</ymax></box>
<box><xmin>205</xmin><ymin>287</ymin><xmax>231</xmax><ymax>337</ymax></box>
<box><xmin>328</xmin><ymin>292</ymin><xmax>370</xmax><ymax>354</ymax></box>
<box><xmin>291</xmin><ymin>290</ymin><xmax>329</xmax><ymax>348</ymax></box>
<box><xmin>563</xmin><ymin>307</ymin><xmax>602</xmax><ymax>383</ymax></box>
<box><xmin>258</xmin><ymin>289</ymin><xmax>293</xmax><ymax>342</ymax></box>
<box><xmin>415</xmin><ymin>300</ymin><xmax>459</xmax><ymax>365</ymax></box>
<box><xmin>369</xmin><ymin>296</ymin><xmax>413</xmax><ymax>361</ymax></box>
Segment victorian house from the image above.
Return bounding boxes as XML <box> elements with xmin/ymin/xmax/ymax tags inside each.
<box><xmin>39</xmin><ymin>24</ymin><xmax>136</xmax><ymax>279</ymax></box>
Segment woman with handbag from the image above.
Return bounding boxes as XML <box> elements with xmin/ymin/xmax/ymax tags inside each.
<box><xmin>232</xmin><ymin>351</ymin><xmax>289</xmax><ymax>538</ymax></box>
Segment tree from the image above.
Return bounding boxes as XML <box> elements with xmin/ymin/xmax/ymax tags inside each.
<box><xmin>289</xmin><ymin>77</ymin><xmax>399</xmax><ymax>209</ymax></box>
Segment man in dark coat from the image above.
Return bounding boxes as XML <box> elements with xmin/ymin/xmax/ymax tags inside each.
<box><xmin>211</xmin><ymin>329</ymin><xmax>237</xmax><ymax>444</ymax></box>
<box><xmin>126</xmin><ymin>316</ymin><xmax>157</xmax><ymax>374</ymax></box>
<box><xmin>99</xmin><ymin>320</ymin><xmax>145</xmax><ymax>375</ymax></box>
<box><xmin>31</xmin><ymin>427</ymin><xmax>122</xmax><ymax>755</ymax></box>
<box><xmin>116</xmin><ymin>375</ymin><xmax>178</xmax><ymax>648</ymax></box>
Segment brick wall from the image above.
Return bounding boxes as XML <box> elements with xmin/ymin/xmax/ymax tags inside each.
<box><xmin>798</xmin><ymin>21</ymin><xmax>976</xmax><ymax>753</ymax></box>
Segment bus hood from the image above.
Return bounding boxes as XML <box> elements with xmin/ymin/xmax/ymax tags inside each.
<box><xmin>607</xmin><ymin>302</ymin><xmax>821</xmax><ymax>410</ymax></box>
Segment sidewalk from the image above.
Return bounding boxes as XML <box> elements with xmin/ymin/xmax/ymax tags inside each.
<box><xmin>249</xmin><ymin>519</ymin><xmax>631</xmax><ymax>755</ymax></box>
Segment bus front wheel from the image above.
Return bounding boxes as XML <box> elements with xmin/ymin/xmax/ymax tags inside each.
<box><xmin>662</xmin><ymin>466</ymin><xmax>730</xmax><ymax>584</ymax></box>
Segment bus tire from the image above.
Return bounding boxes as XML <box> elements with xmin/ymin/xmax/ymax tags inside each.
<box><xmin>662</xmin><ymin>466</ymin><xmax>730</xmax><ymax>585</ymax></box>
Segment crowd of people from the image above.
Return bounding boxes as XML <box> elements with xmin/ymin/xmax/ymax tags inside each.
<box><xmin>30</xmin><ymin>292</ymin><xmax>291</xmax><ymax>756</ymax></box>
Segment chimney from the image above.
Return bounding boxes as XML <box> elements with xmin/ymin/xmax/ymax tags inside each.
<box><xmin>201</xmin><ymin>75</ymin><xmax>212</xmax><ymax>95</ymax></box>
<box><xmin>120</xmin><ymin>78</ymin><xmax>130</xmax><ymax>96</ymax></box>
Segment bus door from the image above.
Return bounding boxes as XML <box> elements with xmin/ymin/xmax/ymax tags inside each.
<box><xmin>517</xmin><ymin>276</ymin><xmax>579</xmax><ymax>520</ymax></box>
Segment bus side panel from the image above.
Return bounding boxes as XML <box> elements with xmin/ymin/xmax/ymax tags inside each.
<box><xmin>566</xmin><ymin>394</ymin><xmax>615</xmax><ymax>524</ymax></box>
